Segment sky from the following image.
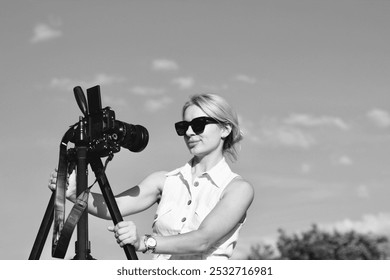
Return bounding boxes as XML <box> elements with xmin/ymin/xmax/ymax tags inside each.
<box><xmin>0</xmin><ymin>0</ymin><xmax>390</xmax><ymax>260</ymax></box>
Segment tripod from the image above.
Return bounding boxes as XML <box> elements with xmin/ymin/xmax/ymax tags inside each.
<box><xmin>29</xmin><ymin>119</ymin><xmax>138</xmax><ymax>260</ymax></box>
<box><xmin>29</xmin><ymin>86</ymin><xmax>140</xmax><ymax>260</ymax></box>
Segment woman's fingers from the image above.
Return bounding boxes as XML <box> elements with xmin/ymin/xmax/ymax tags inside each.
<box><xmin>48</xmin><ymin>169</ymin><xmax>58</xmax><ymax>191</ymax></box>
<box><xmin>107</xmin><ymin>221</ymin><xmax>138</xmax><ymax>247</ymax></box>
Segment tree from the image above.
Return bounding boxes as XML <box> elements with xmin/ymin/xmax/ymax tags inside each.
<box><xmin>247</xmin><ymin>242</ymin><xmax>276</xmax><ymax>260</ymax></box>
<box><xmin>246</xmin><ymin>224</ymin><xmax>390</xmax><ymax>260</ymax></box>
<box><xmin>277</xmin><ymin>224</ymin><xmax>389</xmax><ymax>260</ymax></box>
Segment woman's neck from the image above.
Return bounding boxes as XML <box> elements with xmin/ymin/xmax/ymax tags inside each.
<box><xmin>191</xmin><ymin>151</ymin><xmax>224</xmax><ymax>177</ymax></box>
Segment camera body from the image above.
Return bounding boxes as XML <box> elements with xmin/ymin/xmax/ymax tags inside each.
<box><xmin>88</xmin><ymin>105</ymin><xmax>119</xmax><ymax>156</ymax></box>
<box><xmin>75</xmin><ymin>85</ymin><xmax>149</xmax><ymax>157</ymax></box>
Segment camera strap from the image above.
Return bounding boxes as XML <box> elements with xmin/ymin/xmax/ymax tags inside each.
<box><xmin>51</xmin><ymin>126</ymin><xmax>90</xmax><ymax>259</ymax></box>
<box><xmin>52</xmin><ymin>189</ymin><xmax>90</xmax><ymax>258</ymax></box>
<box><xmin>51</xmin><ymin>125</ymin><xmax>114</xmax><ymax>259</ymax></box>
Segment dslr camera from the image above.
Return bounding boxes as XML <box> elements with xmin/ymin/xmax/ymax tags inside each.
<box><xmin>74</xmin><ymin>85</ymin><xmax>149</xmax><ymax>157</ymax></box>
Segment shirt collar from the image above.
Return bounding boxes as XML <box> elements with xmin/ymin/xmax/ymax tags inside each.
<box><xmin>165</xmin><ymin>160</ymin><xmax>192</xmax><ymax>177</ymax></box>
<box><xmin>203</xmin><ymin>157</ymin><xmax>232</xmax><ymax>188</ymax></box>
<box><xmin>166</xmin><ymin>157</ymin><xmax>232</xmax><ymax>188</ymax></box>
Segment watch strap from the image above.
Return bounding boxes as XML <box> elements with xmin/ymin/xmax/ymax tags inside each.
<box><xmin>143</xmin><ymin>234</ymin><xmax>157</xmax><ymax>254</ymax></box>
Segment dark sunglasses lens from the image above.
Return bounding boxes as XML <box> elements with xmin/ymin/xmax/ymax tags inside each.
<box><xmin>191</xmin><ymin>119</ymin><xmax>207</xmax><ymax>134</ymax></box>
<box><xmin>175</xmin><ymin>122</ymin><xmax>188</xmax><ymax>136</ymax></box>
<box><xmin>175</xmin><ymin>117</ymin><xmax>215</xmax><ymax>136</ymax></box>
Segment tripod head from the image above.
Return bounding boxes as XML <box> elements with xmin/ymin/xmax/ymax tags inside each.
<box><xmin>72</xmin><ymin>85</ymin><xmax>149</xmax><ymax>157</ymax></box>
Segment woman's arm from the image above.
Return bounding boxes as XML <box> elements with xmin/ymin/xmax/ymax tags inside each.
<box><xmin>152</xmin><ymin>178</ymin><xmax>254</xmax><ymax>254</ymax></box>
<box><xmin>87</xmin><ymin>171</ymin><xmax>166</xmax><ymax>219</ymax></box>
<box><xmin>112</xmin><ymin>178</ymin><xmax>254</xmax><ymax>254</ymax></box>
<box><xmin>49</xmin><ymin>168</ymin><xmax>165</xmax><ymax>220</ymax></box>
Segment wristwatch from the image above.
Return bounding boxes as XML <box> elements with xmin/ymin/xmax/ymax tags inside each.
<box><xmin>143</xmin><ymin>234</ymin><xmax>157</xmax><ymax>254</ymax></box>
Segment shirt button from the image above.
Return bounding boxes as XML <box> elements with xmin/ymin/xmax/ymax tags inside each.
<box><xmin>194</xmin><ymin>181</ymin><xmax>199</xmax><ymax>187</ymax></box>
<box><xmin>187</xmin><ymin>200</ymin><xmax>192</xmax><ymax>205</ymax></box>
<box><xmin>181</xmin><ymin>217</ymin><xmax>186</xmax><ymax>222</ymax></box>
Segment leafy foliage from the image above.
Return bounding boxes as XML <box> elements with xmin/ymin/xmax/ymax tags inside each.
<box><xmin>247</xmin><ymin>242</ymin><xmax>276</xmax><ymax>260</ymax></box>
<box><xmin>246</xmin><ymin>224</ymin><xmax>390</xmax><ymax>260</ymax></box>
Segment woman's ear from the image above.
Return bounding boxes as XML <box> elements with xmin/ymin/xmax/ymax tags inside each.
<box><xmin>221</xmin><ymin>124</ymin><xmax>232</xmax><ymax>139</ymax></box>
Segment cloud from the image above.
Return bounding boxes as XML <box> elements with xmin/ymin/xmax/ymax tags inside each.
<box><xmin>91</xmin><ymin>73</ymin><xmax>125</xmax><ymax>86</ymax></box>
<box><xmin>331</xmin><ymin>155</ymin><xmax>353</xmax><ymax>166</ymax></box>
<box><xmin>367</xmin><ymin>108</ymin><xmax>390</xmax><ymax>128</ymax></box>
<box><xmin>259</xmin><ymin>124</ymin><xmax>316</xmax><ymax>149</ymax></box>
<box><xmin>241</xmin><ymin>113</ymin><xmax>351</xmax><ymax>150</ymax></box>
<box><xmin>234</xmin><ymin>74</ymin><xmax>257</xmax><ymax>84</ymax></box>
<box><xmin>129</xmin><ymin>85</ymin><xmax>170</xmax><ymax>112</ymax></box>
<box><xmin>152</xmin><ymin>59</ymin><xmax>179</xmax><ymax>71</ymax></box>
<box><xmin>284</xmin><ymin>114</ymin><xmax>350</xmax><ymax>130</ymax></box>
<box><xmin>320</xmin><ymin>212</ymin><xmax>390</xmax><ymax>235</ymax></box>
<box><xmin>130</xmin><ymin>86</ymin><xmax>165</xmax><ymax>96</ymax></box>
<box><xmin>301</xmin><ymin>163</ymin><xmax>312</xmax><ymax>174</ymax></box>
<box><xmin>256</xmin><ymin>173</ymin><xmax>344</xmax><ymax>201</ymax></box>
<box><xmin>356</xmin><ymin>184</ymin><xmax>370</xmax><ymax>198</ymax></box>
<box><xmin>49</xmin><ymin>73</ymin><xmax>125</xmax><ymax>91</ymax></box>
<box><xmin>102</xmin><ymin>95</ymin><xmax>128</xmax><ymax>108</ymax></box>
<box><xmin>201</xmin><ymin>83</ymin><xmax>229</xmax><ymax>92</ymax></box>
<box><xmin>240</xmin><ymin>116</ymin><xmax>316</xmax><ymax>149</ymax></box>
<box><xmin>239</xmin><ymin>115</ymin><xmax>261</xmax><ymax>143</ymax></box>
<box><xmin>172</xmin><ymin>77</ymin><xmax>194</xmax><ymax>90</ymax></box>
<box><xmin>144</xmin><ymin>96</ymin><xmax>173</xmax><ymax>113</ymax></box>
<box><xmin>49</xmin><ymin>77</ymin><xmax>75</xmax><ymax>92</ymax></box>
<box><xmin>31</xmin><ymin>23</ymin><xmax>62</xmax><ymax>43</ymax></box>
<box><xmin>338</xmin><ymin>155</ymin><xmax>353</xmax><ymax>166</ymax></box>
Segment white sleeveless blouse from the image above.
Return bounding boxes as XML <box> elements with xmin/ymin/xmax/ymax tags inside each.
<box><xmin>152</xmin><ymin>157</ymin><xmax>244</xmax><ymax>260</ymax></box>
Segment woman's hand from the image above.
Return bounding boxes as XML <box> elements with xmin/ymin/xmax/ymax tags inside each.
<box><xmin>48</xmin><ymin>168</ymin><xmax>77</xmax><ymax>202</ymax></box>
<box><xmin>107</xmin><ymin>221</ymin><xmax>143</xmax><ymax>251</ymax></box>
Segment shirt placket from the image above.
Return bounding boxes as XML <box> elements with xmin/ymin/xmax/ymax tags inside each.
<box><xmin>179</xmin><ymin>176</ymin><xmax>201</xmax><ymax>233</ymax></box>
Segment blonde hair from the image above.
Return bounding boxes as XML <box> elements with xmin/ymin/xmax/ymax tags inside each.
<box><xmin>182</xmin><ymin>93</ymin><xmax>243</xmax><ymax>161</ymax></box>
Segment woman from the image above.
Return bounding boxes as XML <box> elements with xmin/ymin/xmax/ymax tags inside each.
<box><xmin>49</xmin><ymin>93</ymin><xmax>254</xmax><ymax>260</ymax></box>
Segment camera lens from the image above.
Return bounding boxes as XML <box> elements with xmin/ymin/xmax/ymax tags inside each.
<box><xmin>114</xmin><ymin>121</ymin><xmax>149</xmax><ymax>152</ymax></box>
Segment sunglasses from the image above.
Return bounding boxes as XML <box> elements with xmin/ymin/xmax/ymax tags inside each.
<box><xmin>175</xmin><ymin>116</ymin><xmax>219</xmax><ymax>136</ymax></box>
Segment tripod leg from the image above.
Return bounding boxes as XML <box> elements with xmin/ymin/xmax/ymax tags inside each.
<box><xmin>89</xmin><ymin>155</ymin><xmax>138</xmax><ymax>260</ymax></box>
<box><xmin>73</xmin><ymin>144</ymin><xmax>91</xmax><ymax>260</ymax></box>
<box><xmin>29</xmin><ymin>192</ymin><xmax>55</xmax><ymax>260</ymax></box>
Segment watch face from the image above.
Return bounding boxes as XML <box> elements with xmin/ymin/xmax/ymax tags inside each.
<box><xmin>146</xmin><ymin>236</ymin><xmax>157</xmax><ymax>247</ymax></box>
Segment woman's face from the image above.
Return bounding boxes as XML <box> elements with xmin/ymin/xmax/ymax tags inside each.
<box><xmin>182</xmin><ymin>105</ymin><xmax>226</xmax><ymax>158</ymax></box>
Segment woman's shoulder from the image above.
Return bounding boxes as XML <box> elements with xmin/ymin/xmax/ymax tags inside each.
<box><xmin>140</xmin><ymin>170</ymin><xmax>168</xmax><ymax>191</ymax></box>
<box><xmin>145</xmin><ymin>170</ymin><xmax>168</xmax><ymax>182</ymax></box>
<box><xmin>230</xmin><ymin>176</ymin><xmax>253</xmax><ymax>190</ymax></box>
<box><xmin>224</xmin><ymin>176</ymin><xmax>254</xmax><ymax>200</ymax></box>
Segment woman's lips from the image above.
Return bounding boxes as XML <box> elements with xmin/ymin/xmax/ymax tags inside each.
<box><xmin>187</xmin><ymin>139</ymin><xmax>200</xmax><ymax>147</ymax></box>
